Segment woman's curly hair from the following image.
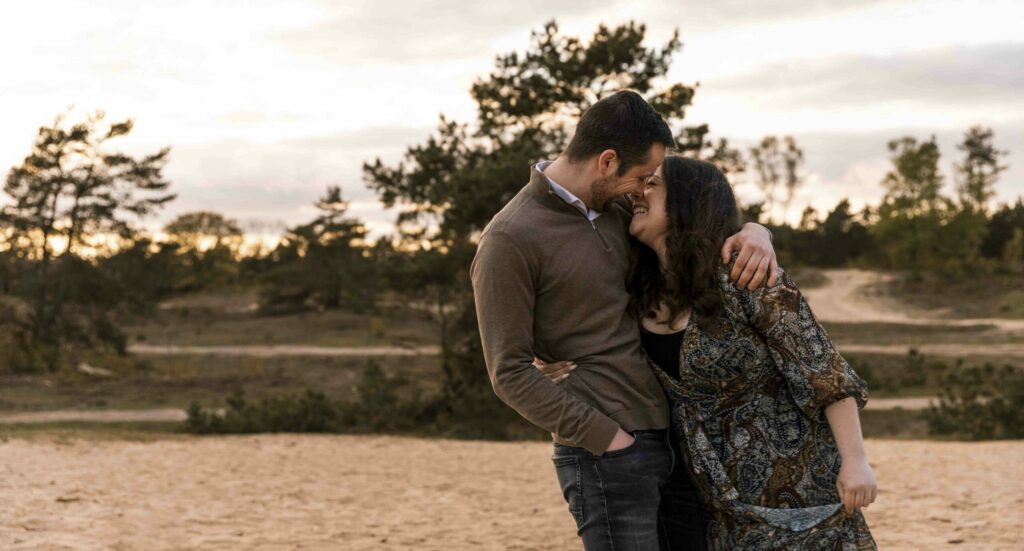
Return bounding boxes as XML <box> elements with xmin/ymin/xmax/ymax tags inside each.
<box><xmin>628</xmin><ymin>155</ymin><xmax>741</xmax><ymax>325</ymax></box>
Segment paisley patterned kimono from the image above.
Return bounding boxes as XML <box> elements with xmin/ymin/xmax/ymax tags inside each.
<box><xmin>648</xmin><ymin>265</ymin><xmax>877</xmax><ymax>550</ymax></box>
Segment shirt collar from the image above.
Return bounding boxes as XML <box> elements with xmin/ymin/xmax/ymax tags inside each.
<box><xmin>534</xmin><ymin>160</ymin><xmax>602</xmax><ymax>222</ymax></box>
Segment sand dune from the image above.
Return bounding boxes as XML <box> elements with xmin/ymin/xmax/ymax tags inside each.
<box><xmin>803</xmin><ymin>269</ymin><xmax>1024</xmax><ymax>331</ymax></box>
<box><xmin>0</xmin><ymin>434</ymin><xmax>1020</xmax><ymax>550</ymax></box>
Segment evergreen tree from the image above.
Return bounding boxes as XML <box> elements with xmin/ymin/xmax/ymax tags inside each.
<box><xmin>362</xmin><ymin>21</ymin><xmax>737</xmax><ymax>435</ymax></box>
<box><xmin>955</xmin><ymin>126</ymin><xmax>1007</xmax><ymax>214</ymax></box>
<box><xmin>0</xmin><ymin>109</ymin><xmax>174</xmax><ymax>369</ymax></box>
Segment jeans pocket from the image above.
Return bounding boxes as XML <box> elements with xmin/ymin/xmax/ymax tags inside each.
<box><xmin>600</xmin><ymin>431</ymin><xmax>643</xmax><ymax>458</ymax></box>
<box><xmin>552</xmin><ymin>456</ymin><xmax>585</xmax><ymax>532</ymax></box>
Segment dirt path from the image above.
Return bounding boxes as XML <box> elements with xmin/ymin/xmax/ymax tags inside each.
<box><xmin>803</xmin><ymin>269</ymin><xmax>1024</xmax><ymax>331</ymax></box>
<box><xmin>0</xmin><ymin>409</ymin><xmax>188</xmax><ymax>424</ymax></box>
<box><xmin>128</xmin><ymin>344</ymin><xmax>441</xmax><ymax>357</ymax></box>
<box><xmin>863</xmin><ymin>397</ymin><xmax>935</xmax><ymax>411</ymax></box>
<box><xmin>0</xmin><ymin>434</ymin><xmax>1019</xmax><ymax>550</ymax></box>
<box><xmin>838</xmin><ymin>343</ymin><xmax>1024</xmax><ymax>356</ymax></box>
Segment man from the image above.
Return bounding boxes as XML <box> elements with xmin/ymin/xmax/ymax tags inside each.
<box><xmin>470</xmin><ymin>90</ymin><xmax>776</xmax><ymax>550</ymax></box>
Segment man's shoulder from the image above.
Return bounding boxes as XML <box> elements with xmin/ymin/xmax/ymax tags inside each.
<box><xmin>481</xmin><ymin>186</ymin><xmax>543</xmax><ymax>238</ymax></box>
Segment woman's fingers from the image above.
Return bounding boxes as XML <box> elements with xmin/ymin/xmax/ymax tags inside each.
<box><xmin>533</xmin><ymin>359</ymin><xmax>577</xmax><ymax>381</ymax></box>
<box><xmin>838</xmin><ymin>481</ymin><xmax>855</xmax><ymax>516</ymax></box>
<box><xmin>553</xmin><ymin>363</ymin><xmax>576</xmax><ymax>383</ymax></box>
<box><xmin>845</xmin><ymin>489</ymin><xmax>857</xmax><ymax>516</ymax></box>
<box><xmin>840</xmin><ymin>482</ymin><xmax>877</xmax><ymax>512</ymax></box>
<box><xmin>862</xmin><ymin>484</ymin><xmax>878</xmax><ymax>508</ymax></box>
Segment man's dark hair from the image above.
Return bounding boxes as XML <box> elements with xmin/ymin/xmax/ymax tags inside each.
<box><xmin>564</xmin><ymin>90</ymin><xmax>675</xmax><ymax>175</ymax></box>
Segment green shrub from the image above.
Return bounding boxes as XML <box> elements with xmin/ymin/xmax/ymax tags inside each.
<box><xmin>845</xmin><ymin>348</ymin><xmax>940</xmax><ymax>394</ymax></box>
<box><xmin>924</xmin><ymin>363</ymin><xmax>1024</xmax><ymax>439</ymax></box>
<box><xmin>185</xmin><ymin>387</ymin><xmax>339</xmax><ymax>434</ymax></box>
<box><xmin>339</xmin><ymin>359</ymin><xmax>439</xmax><ymax>432</ymax></box>
<box><xmin>184</xmin><ymin>360</ymin><xmax>437</xmax><ymax>435</ymax></box>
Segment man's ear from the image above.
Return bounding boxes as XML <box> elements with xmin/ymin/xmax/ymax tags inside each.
<box><xmin>597</xmin><ymin>149</ymin><xmax>618</xmax><ymax>177</ymax></box>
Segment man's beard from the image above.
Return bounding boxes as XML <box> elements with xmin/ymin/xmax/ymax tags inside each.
<box><xmin>590</xmin><ymin>175</ymin><xmax>623</xmax><ymax>212</ymax></box>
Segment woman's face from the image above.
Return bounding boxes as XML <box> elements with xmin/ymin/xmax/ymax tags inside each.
<box><xmin>628</xmin><ymin>164</ymin><xmax>669</xmax><ymax>247</ymax></box>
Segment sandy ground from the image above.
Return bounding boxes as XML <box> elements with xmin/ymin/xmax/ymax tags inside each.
<box><xmin>0</xmin><ymin>434</ymin><xmax>1020</xmax><ymax>551</ymax></box>
<box><xmin>837</xmin><ymin>343</ymin><xmax>1024</xmax><ymax>356</ymax></box>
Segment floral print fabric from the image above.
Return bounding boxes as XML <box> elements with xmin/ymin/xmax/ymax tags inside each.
<box><xmin>649</xmin><ymin>265</ymin><xmax>877</xmax><ymax>550</ymax></box>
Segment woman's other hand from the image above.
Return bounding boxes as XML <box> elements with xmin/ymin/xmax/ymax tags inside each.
<box><xmin>837</xmin><ymin>457</ymin><xmax>878</xmax><ymax>516</ymax></box>
<box><xmin>533</xmin><ymin>357</ymin><xmax>576</xmax><ymax>384</ymax></box>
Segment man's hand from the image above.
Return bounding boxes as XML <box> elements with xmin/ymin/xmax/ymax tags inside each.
<box><xmin>720</xmin><ymin>223</ymin><xmax>778</xmax><ymax>289</ymax></box>
<box><xmin>605</xmin><ymin>428</ymin><xmax>636</xmax><ymax>453</ymax></box>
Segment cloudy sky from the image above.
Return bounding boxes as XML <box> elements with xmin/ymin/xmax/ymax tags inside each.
<box><xmin>2</xmin><ymin>0</ymin><xmax>1022</xmax><ymax>239</ymax></box>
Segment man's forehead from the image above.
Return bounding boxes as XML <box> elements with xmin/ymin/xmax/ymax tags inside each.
<box><xmin>638</xmin><ymin>145</ymin><xmax>666</xmax><ymax>174</ymax></box>
<box><xmin>628</xmin><ymin>162</ymin><xmax>659</xmax><ymax>178</ymax></box>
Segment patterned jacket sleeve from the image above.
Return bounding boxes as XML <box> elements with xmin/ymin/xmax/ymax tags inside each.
<box><xmin>720</xmin><ymin>264</ymin><xmax>869</xmax><ymax>417</ymax></box>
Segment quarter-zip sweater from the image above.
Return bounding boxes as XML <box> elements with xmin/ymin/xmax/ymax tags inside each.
<box><xmin>470</xmin><ymin>165</ymin><xmax>669</xmax><ymax>455</ymax></box>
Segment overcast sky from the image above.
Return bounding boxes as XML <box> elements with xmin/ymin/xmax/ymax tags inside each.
<box><xmin>2</xmin><ymin>0</ymin><xmax>1022</xmax><ymax>238</ymax></box>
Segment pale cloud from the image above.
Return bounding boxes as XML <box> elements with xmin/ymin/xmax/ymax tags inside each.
<box><xmin>277</xmin><ymin>0</ymin><xmax>607</xmax><ymax>63</ymax></box>
<box><xmin>709</xmin><ymin>43</ymin><xmax>1024</xmax><ymax>108</ymax></box>
<box><xmin>1</xmin><ymin>0</ymin><xmax>1021</xmax><ymax>240</ymax></box>
<box><xmin>161</xmin><ymin>126</ymin><xmax>433</xmax><ymax>224</ymax></box>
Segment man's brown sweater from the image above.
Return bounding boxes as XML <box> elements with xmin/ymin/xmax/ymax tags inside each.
<box><xmin>470</xmin><ymin>165</ymin><xmax>669</xmax><ymax>455</ymax></box>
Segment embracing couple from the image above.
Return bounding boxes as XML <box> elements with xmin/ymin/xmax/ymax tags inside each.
<box><xmin>471</xmin><ymin>90</ymin><xmax>878</xmax><ymax>550</ymax></box>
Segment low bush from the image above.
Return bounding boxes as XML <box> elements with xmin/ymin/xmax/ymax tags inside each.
<box><xmin>185</xmin><ymin>387</ymin><xmax>339</xmax><ymax>434</ymax></box>
<box><xmin>923</xmin><ymin>363</ymin><xmax>1024</xmax><ymax>440</ymax></box>
<box><xmin>846</xmin><ymin>348</ymin><xmax>939</xmax><ymax>394</ymax></box>
<box><xmin>184</xmin><ymin>359</ymin><xmax>540</xmax><ymax>439</ymax></box>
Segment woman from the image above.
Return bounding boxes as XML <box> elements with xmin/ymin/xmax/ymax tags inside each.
<box><xmin>538</xmin><ymin>156</ymin><xmax>878</xmax><ymax>549</ymax></box>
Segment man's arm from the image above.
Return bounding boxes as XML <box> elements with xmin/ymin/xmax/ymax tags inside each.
<box><xmin>720</xmin><ymin>223</ymin><xmax>777</xmax><ymax>289</ymax></box>
<box><xmin>470</xmin><ymin>230</ymin><xmax>621</xmax><ymax>455</ymax></box>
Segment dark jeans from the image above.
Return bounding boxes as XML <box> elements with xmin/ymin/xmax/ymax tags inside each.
<box><xmin>657</xmin><ymin>429</ymin><xmax>708</xmax><ymax>550</ymax></box>
<box><xmin>551</xmin><ymin>429</ymin><xmax>672</xmax><ymax>550</ymax></box>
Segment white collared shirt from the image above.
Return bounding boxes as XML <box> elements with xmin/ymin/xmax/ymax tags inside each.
<box><xmin>534</xmin><ymin>160</ymin><xmax>602</xmax><ymax>226</ymax></box>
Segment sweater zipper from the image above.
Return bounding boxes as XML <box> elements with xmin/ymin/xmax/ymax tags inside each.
<box><xmin>591</xmin><ymin>216</ymin><xmax>611</xmax><ymax>251</ymax></box>
<box><xmin>547</xmin><ymin>187</ymin><xmax>611</xmax><ymax>251</ymax></box>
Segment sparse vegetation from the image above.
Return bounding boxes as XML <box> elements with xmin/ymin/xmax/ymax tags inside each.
<box><xmin>1</xmin><ymin>21</ymin><xmax>1022</xmax><ymax>445</ymax></box>
<box><xmin>924</xmin><ymin>363</ymin><xmax>1024</xmax><ymax>440</ymax></box>
<box><xmin>183</xmin><ymin>360</ymin><xmax>540</xmax><ymax>440</ymax></box>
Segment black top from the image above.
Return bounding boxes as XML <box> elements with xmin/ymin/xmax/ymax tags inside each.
<box><xmin>640</xmin><ymin>326</ymin><xmax>685</xmax><ymax>380</ymax></box>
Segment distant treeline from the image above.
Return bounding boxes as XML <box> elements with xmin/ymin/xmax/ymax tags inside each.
<box><xmin>746</xmin><ymin>127</ymin><xmax>1020</xmax><ymax>276</ymax></box>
